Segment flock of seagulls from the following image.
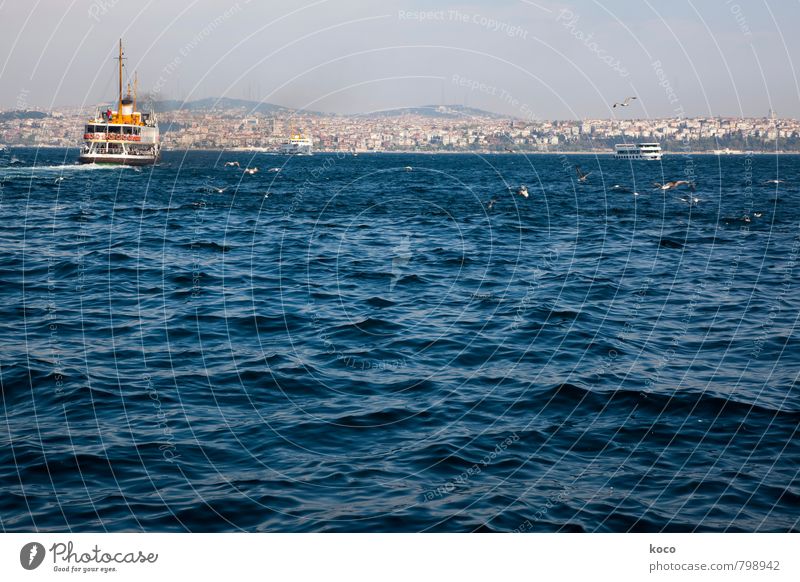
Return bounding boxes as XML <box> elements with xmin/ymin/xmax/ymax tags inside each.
<box><xmin>223</xmin><ymin>161</ymin><xmax>282</xmax><ymax>176</ymax></box>
<box><xmin>194</xmin><ymin>161</ymin><xmax>277</xmax><ymax>196</ymax></box>
<box><xmin>485</xmin><ymin>169</ymin><xmax>779</xmax><ymax>223</ymax></box>
<box><xmin>486</xmin><ymin>164</ymin><xmax>704</xmax><ymax>210</ymax></box>
<box><xmin>216</xmin><ymin>155</ymin><xmax>781</xmax><ymax>225</ymax></box>
<box><xmin>223</xmin><ymin>160</ymin><xmax>258</xmax><ymax>174</ymax></box>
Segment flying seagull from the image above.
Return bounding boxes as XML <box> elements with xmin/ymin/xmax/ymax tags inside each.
<box><xmin>517</xmin><ymin>185</ymin><xmax>529</xmax><ymax>198</ymax></box>
<box><xmin>680</xmin><ymin>195</ymin><xmax>700</xmax><ymax>207</ymax></box>
<box><xmin>486</xmin><ymin>198</ymin><xmax>497</xmax><ymax>210</ymax></box>
<box><xmin>244</xmin><ymin>167</ymin><xmax>259</xmax><ymax>175</ymax></box>
<box><xmin>654</xmin><ymin>180</ymin><xmax>695</xmax><ymax>191</ymax></box>
<box><xmin>613</xmin><ymin>96</ymin><xmax>637</xmax><ymax>108</ymax></box>
<box><xmin>575</xmin><ymin>166</ymin><xmax>591</xmax><ymax>182</ymax></box>
<box><xmin>224</xmin><ymin>161</ymin><xmax>240</xmax><ymax>167</ymax></box>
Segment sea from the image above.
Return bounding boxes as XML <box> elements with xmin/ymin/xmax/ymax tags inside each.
<box><xmin>1</xmin><ymin>147</ymin><xmax>798</xmax><ymax>532</ymax></box>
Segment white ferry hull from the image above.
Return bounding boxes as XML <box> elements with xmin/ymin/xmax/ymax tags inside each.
<box><xmin>78</xmin><ymin>152</ymin><xmax>158</xmax><ymax>166</ymax></box>
<box><xmin>615</xmin><ymin>142</ymin><xmax>662</xmax><ymax>160</ymax></box>
<box><xmin>614</xmin><ymin>152</ymin><xmax>662</xmax><ymax>161</ymax></box>
<box><xmin>280</xmin><ymin>146</ymin><xmax>312</xmax><ymax>155</ymax></box>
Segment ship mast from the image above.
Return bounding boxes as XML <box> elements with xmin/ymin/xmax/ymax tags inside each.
<box><xmin>117</xmin><ymin>39</ymin><xmax>124</xmax><ymax>121</ymax></box>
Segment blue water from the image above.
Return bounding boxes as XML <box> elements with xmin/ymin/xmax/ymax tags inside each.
<box><xmin>1</xmin><ymin>147</ymin><xmax>798</xmax><ymax>532</ymax></box>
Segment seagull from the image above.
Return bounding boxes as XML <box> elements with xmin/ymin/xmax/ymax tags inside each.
<box><xmin>198</xmin><ymin>185</ymin><xmax>227</xmax><ymax>194</ymax></box>
<box><xmin>486</xmin><ymin>198</ymin><xmax>497</xmax><ymax>210</ymax></box>
<box><xmin>224</xmin><ymin>161</ymin><xmax>240</xmax><ymax>167</ymax></box>
<box><xmin>613</xmin><ymin>96</ymin><xmax>637</xmax><ymax>108</ymax></box>
<box><xmin>244</xmin><ymin>167</ymin><xmax>259</xmax><ymax>175</ymax></box>
<box><xmin>53</xmin><ymin>176</ymin><xmax>64</xmax><ymax>184</ymax></box>
<box><xmin>762</xmin><ymin>179</ymin><xmax>783</xmax><ymax>185</ymax></box>
<box><xmin>575</xmin><ymin>165</ymin><xmax>591</xmax><ymax>182</ymax></box>
<box><xmin>517</xmin><ymin>184</ymin><xmax>529</xmax><ymax>198</ymax></box>
<box><xmin>611</xmin><ymin>184</ymin><xmax>631</xmax><ymax>193</ymax></box>
<box><xmin>267</xmin><ymin>167</ymin><xmax>281</xmax><ymax>173</ymax></box>
<box><xmin>654</xmin><ymin>180</ymin><xmax>695</xmax><ymax>191</ymax></box>
<box><xmin>754</xmin><ymin>212</ymin><xmax>763</xmax><ymax>218</ymax></box>
<box><xmin>404</xmin><ymin>166</ymin><xmax>413</xmax><ymax>172</ymax></box>
<box><xmin>681</xmin><ymin>195</ymin><xmax>700</xmax><ymax>207</ymax></box>
<box><xmin>505</xmin><ymin>148</ymin><xmax>515</xmax><ymax>153</ymax></box>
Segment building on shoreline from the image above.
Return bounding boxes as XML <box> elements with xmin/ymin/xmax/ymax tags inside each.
<box><xmin>2</xmin><ymin>105</ymin><xmax>799</xmax><ymax>153</ymax></box>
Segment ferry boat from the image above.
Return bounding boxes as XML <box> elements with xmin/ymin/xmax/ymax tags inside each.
<box><xmin>279</xmin><ymin>133</ymin><xmax>313</xmax><ymax>155</ymax></box>
<box><xmin>614</xmin><ymin>142</ymin><xmax>662</xmax><ymax>160</ymax></box>
<box><xmin>79</xmin><ymin>40</ymin><xmax>160</xmax><ymax>166</ymax></box>
<box><xmin>712</xmin><ymin>148</ymin><xmax>743</xmax><ymax>155</ymax></box>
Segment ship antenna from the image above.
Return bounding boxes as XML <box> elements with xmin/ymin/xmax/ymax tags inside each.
<box><xmin>133</xmin><ymin>72</ymin><xmax>138</xmax><ymax>121</ymax></box>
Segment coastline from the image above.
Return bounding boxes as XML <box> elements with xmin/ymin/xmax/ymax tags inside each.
<box><xmin>4</xmin><ymin>145</ymin><xmax>800</xmax><ymax>155</ymax></box>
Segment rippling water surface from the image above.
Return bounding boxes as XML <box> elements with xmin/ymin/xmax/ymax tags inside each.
<box><xmin>1</xmin><ymin>148</ymin><xmax>798</xmax><ymax>532</ymax></box>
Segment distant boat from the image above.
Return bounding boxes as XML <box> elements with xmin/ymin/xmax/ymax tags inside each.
<box><xmin>280</xmin><ymin>133</ymin><xmax>313</xmax><ymax>155</ymax></box>
<box><xmin>79</xmin><ymin>39</ymin><xmax>160</xmax><ymax>166</ymax></box>
<box><xmin>614</xmin><ymin>142</ymin><xmax>662</xmax><ymax>160</ymax></box>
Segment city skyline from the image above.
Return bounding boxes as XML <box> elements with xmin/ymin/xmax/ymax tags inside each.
<box><xmin>4</xmin><ymin>101</ymin><xmax>797</xmax><ymax>152</ymax></box>
<box><xmin>1</xmin><ymin>1</ymin><xmax>798</xmax><ymax>119</ymax></box>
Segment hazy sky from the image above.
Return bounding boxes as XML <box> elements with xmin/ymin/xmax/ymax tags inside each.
<box><xmin>1</xmin><ymin>0</ymin><xmax>798</xmax><ymax>118</ymax></box>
